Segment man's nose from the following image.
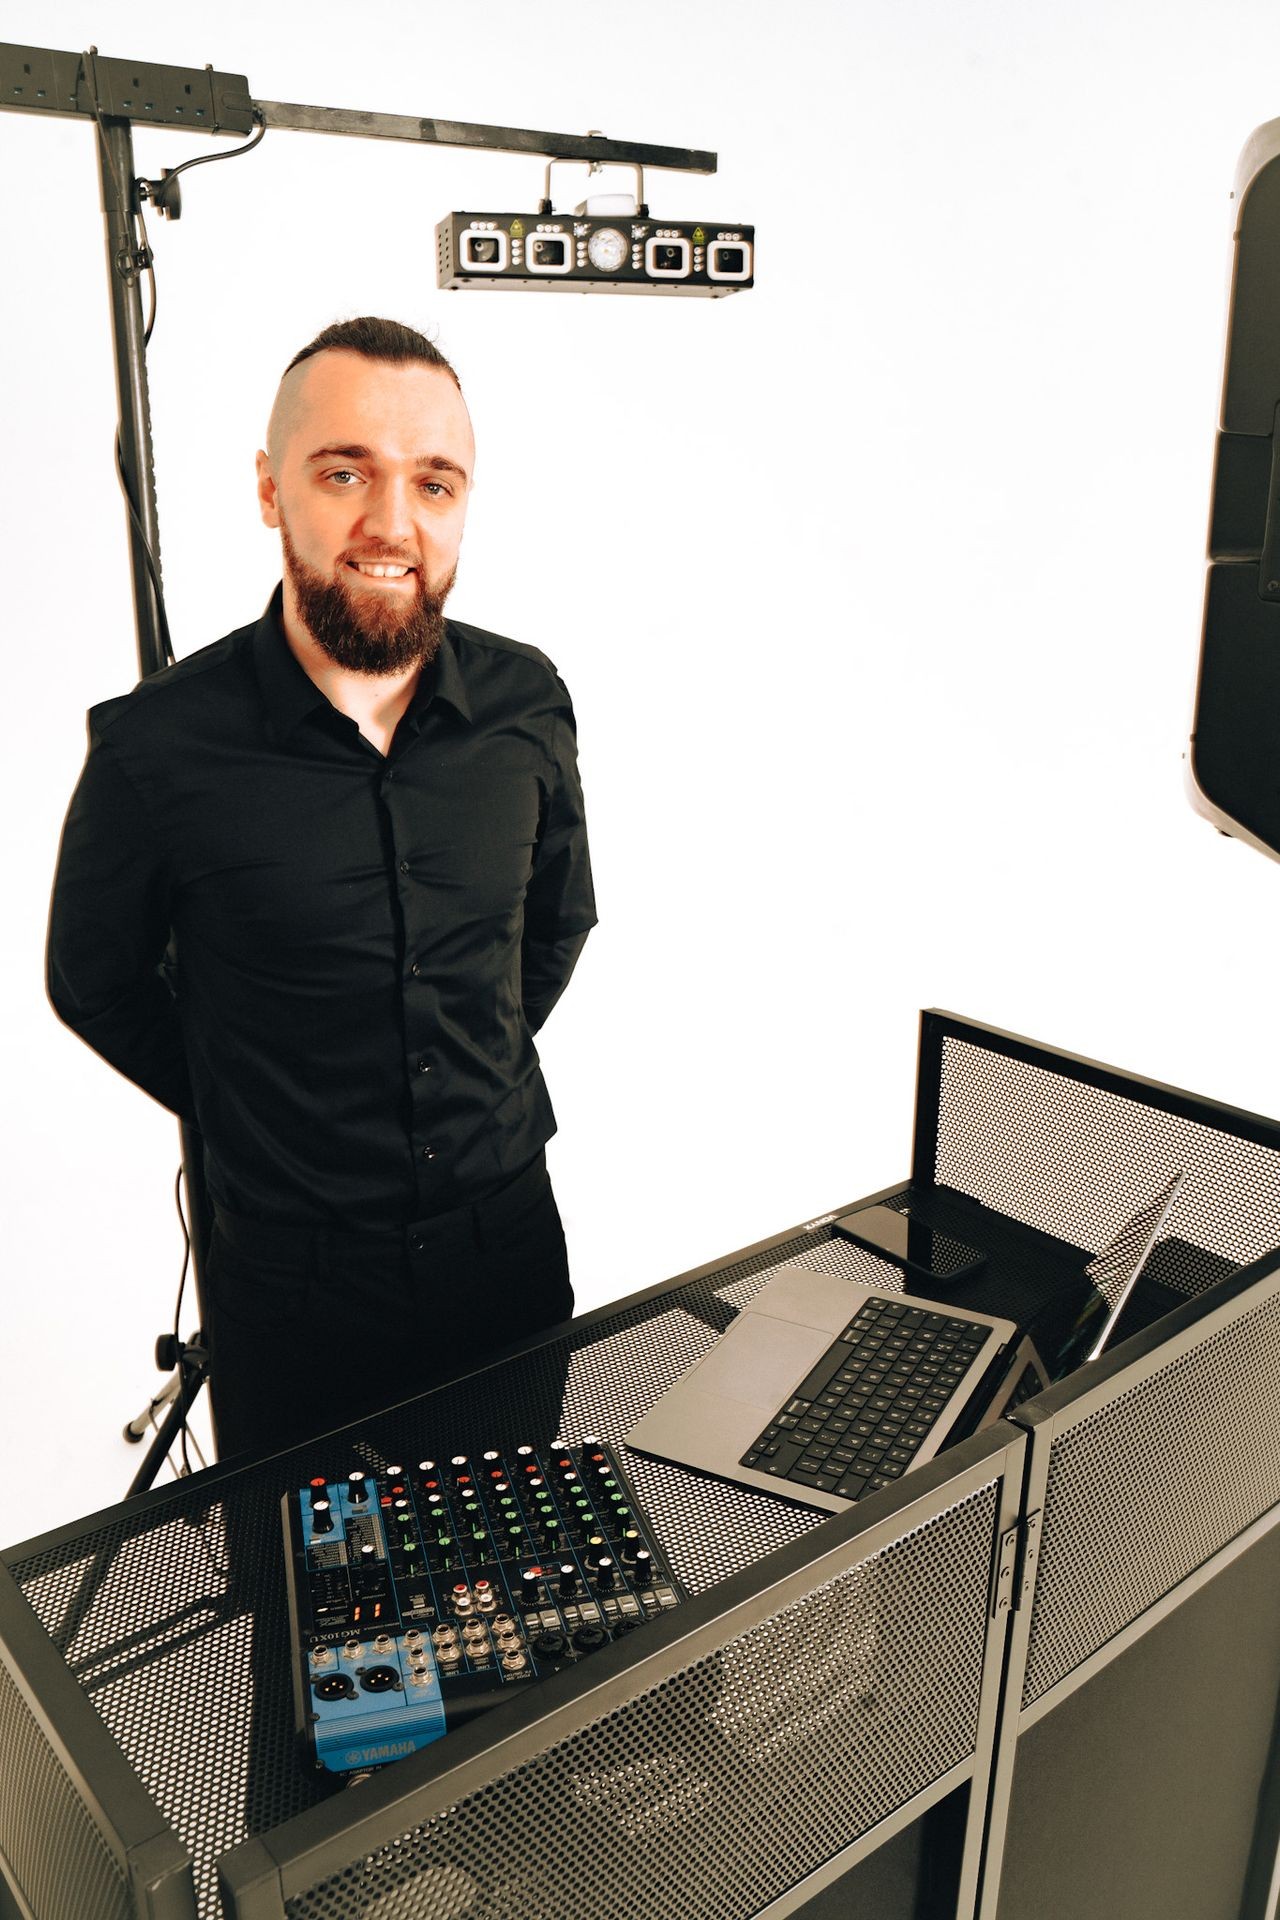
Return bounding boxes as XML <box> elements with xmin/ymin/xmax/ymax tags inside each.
<box><xmin>358</xmin><ymin>475</ymin><xmax>416</xmax><ymax>547</ymax></box>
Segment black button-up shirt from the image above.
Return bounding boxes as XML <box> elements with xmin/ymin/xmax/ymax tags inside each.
<box><xmin>47</xmin><ymin>592</ymin><xmax>596</xmax><ymax>1226</ymax></box>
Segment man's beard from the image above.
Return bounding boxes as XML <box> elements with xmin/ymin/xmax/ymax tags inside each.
<box><xmin>280</xmin><ymin>521</ymin><xmax>455</xmax><ymax>676</ymax></box>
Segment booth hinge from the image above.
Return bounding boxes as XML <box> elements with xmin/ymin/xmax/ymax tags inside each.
<box><xmin>992</xmin><ymin>1509</ymin><xmax>1041</xmax><ymax>1619</ymax></box>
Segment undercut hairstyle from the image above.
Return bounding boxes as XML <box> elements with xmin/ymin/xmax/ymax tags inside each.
<box><xmin>281</xmin><ymin>316</ymin><xmax>461</xmax><ymax>391</ymax></box>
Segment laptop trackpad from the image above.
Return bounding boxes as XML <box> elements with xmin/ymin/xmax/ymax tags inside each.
<box><xmin>691</xmin><ymin>1312</ymin><xmax>825</xmax><ymax>1410</ymax></box>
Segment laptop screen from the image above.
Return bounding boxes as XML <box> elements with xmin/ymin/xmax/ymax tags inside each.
<box><xmin>1034</xmin><ymin>1170</ymin><xmax>1186</xmax><ymax>1384</ymax></box>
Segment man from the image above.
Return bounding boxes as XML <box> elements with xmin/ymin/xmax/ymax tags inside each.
<box><xmin>48</xmin><ymin>316</ymin><xmax>596</xmax><ymax>1458</ymax></box>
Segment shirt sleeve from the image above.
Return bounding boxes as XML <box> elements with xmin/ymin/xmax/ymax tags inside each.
<box><xmin>46</xmin><ymin>724</ymin><xmax>194</xmax><ymax>1118</ymax></box>
<box><xmin>522</xmin><ymin>691</ymin><xmax>597</xmax><ymax>1035</ymax></box>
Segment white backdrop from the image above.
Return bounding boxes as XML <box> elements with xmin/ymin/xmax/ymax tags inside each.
<box><xmin>2</xmin><ymin>0</ymin><xmax>1278</xmax><ymax>1548</ymax></box>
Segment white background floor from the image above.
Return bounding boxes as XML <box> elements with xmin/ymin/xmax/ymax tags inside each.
<box><xmin>3</xmin><ymin>0</ymin><xmax>1279</xmax><ymax>1548</ymax></box>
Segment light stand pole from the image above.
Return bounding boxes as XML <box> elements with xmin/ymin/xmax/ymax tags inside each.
<box><xmin>96</xmin><ymin>102</ymin><xmax>217</xmax><ymax>1478</ymax></box>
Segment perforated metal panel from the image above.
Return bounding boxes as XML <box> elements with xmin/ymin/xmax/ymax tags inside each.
<box><xmin>278</xmin><ymin>1480</ymin><xmax>1000</xmax><ymax>1920</ymax></box>
<box><xmin>714</xmin><ymin>1226</ymin><xmax>910</xmax><ymax>1310</ymax></box>
<box><xmin>1021</xmin><ymin>1282</ymin><xmax>1280</xmax><ymax>1706</ymax></box>
<box><xmin>0</xmin><ymin>1653</ymin><xmax>132</xmax><ymax>1920</ymax></box>
<box><xmin>934</xmin><ymin>1036</ymin><xmax>1280</xmax><ymax>1288</ymax></box>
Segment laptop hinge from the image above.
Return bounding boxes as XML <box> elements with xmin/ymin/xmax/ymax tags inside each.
<box><xmin>991</xmin><ymin>1508</ymin><xmax>1041</xmax><ymax>1619</ymax></box>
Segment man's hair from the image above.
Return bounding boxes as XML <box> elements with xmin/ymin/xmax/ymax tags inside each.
<box><xmin>281</xmin><ymin>316</ymin><xmax>461</xmax><ymax>390</ymax></box>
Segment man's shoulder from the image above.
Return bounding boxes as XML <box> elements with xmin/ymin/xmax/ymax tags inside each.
<box><xmin>446</xmin><ymin>618</ymin><xmax>569</xmax><ymax>692</ymax></box>
<box><xmin>88</xmin><ymin>620</ymin><xmax>259</xmax><ymax>743</ymax></box>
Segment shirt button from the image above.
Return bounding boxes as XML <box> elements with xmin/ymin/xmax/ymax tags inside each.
<box><xmin>411</xmin><ymin>961</ymin><xmax>422</xmax><ymax>977</ymax></box>
<box><xmin>409</xmin><ymin>1231</ymin><xmax>425</xmax><ymax>1252</ymax></box>
<box><xmin>422</xmin><ymin>1147</ymin><xmax>437</xmax><ymax>1161</ymax></box>
<box><xmin>418</xmin><ymin>1058</ymin><xmax>431</xmax><ymax>1074</ymax></box>
<box><xmin>399</xmin><ymin>859</ymin><xmax>410</xmax><ymax>874</ymax></box>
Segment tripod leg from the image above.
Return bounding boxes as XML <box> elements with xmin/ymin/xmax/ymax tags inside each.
<box><xmin>122</xmin><ymin>1369</ymin><xmax>182</xmax><ymax>1442</ymax></box>
<box><xmin>125</xmin><ymin>1346</ymin><xmax>209</xmax><ymax>1498</ymax></box>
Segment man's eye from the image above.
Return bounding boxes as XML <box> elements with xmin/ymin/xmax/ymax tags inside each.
<box><xmin>325</xmin><ymin>469</ymin><xmax>360</xmax><ymax>486</ymax></box>
<box><xmin>421</xmin><ymin>480</ymin><xmax>448</xmax><ymax>497</ymax></box>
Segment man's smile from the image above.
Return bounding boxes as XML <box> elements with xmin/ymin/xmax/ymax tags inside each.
<box><xmin>347</xmin><ymin>560</ymin><xmax>416</xmax><ymax>581</ymax></box>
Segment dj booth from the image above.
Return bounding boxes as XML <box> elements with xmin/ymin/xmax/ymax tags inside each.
<box><xmin>3</xmin><ymin>1012</ymin><xmax>1280</xmax><ymax>1920</ymax></box>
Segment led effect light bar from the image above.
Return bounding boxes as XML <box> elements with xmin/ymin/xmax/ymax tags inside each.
<box><xmin>437</xmin><ymin>212</ymin><xmax>754</xmax><ymax>296</ymax></box>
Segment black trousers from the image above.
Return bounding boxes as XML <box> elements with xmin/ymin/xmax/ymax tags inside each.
<box><xmin>204</xmin><ymin>1151</ymin><xmax>572</xmax><ymax>1460</ymax></box>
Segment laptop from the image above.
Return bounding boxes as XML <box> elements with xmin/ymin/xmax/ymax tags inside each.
<box><xmin>625</xmin><ymin>1263</ymin><xmax>1018</xmax><ymax>1515</ymax></box>
<box><xmin>625</xmin><ymin>1172</ymin><xmax>1185</xmax><ymax>1515</ymax></box>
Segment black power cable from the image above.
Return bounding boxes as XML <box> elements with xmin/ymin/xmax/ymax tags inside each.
<box><xmin>79</xmin><ymin>48</ymin><xmax>266</xmax><ymax>668</ymax></box>
<box><xmin>171</xmin><ymin>1165</ymin><xmax>194</xmax><ymax>1476</ymax></box>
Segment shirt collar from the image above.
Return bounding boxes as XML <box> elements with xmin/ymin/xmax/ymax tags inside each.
<box><xmin>251</xmin><ymin>586</ymin><xmax>474</xmax><ymax>739</ymax></box>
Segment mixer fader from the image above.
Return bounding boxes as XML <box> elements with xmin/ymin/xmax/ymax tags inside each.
<box><xmin>282</xmin><ymin>1438</ymin><xmax>684</xmax><ymax>1774</ymax></box>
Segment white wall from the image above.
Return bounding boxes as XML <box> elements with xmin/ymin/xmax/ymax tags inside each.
<box><xmin>3</xmin><ymin>0</ymin><xmax>1278</xmax><ymax>1547</ymax></box>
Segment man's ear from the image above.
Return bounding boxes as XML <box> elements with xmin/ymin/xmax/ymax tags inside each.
<box><xmin>255</xmin><ymin>449</ymin><xmax>281</xmax><ymax>529</ymax></box>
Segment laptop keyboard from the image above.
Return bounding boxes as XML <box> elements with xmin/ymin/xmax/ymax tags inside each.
<box><xmin>740</xmin><ymin>1294</ymin><xmax>990</xmax><ymax>1500</ymax></box>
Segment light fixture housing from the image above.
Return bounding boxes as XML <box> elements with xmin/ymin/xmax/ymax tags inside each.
<box><xmin>437</xmin><ymin>211</ymin><xmax>754</xmax><ymax>296</ymax></box>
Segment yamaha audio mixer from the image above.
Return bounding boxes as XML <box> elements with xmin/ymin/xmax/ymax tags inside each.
<box><xmin>282</xmin><ymin>1438</ymin><xmax>684</xmax><ymax>1775</ymax></box>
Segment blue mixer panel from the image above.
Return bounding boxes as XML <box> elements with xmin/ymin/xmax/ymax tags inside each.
<box><xmin>282</xmin><ymin>1439</ymin><xmax>683</xmax><ymax>1774</ymax></box>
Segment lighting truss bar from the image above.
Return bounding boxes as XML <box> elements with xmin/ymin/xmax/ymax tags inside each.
<box><xmin>255</xmin><ymin>101</ymin><xmax>716</xmax><ymax>173</ymax></box>
<box><xmin>0</xmin><ymin>43</ymin><xmax>717</xmax><ymax>173</ymax></box>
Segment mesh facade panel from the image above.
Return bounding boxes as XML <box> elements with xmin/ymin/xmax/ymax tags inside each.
<box><xmin>1021</xmin><ymin>1283</ymin><xmax>1280</xmax><ymax>1706</ymax></box>
<box><xmin>935</xmin><ymin>1038</ymin><xmax>1280</xmax><ymax>1288</ymax></box>
<box><xmin>0</xmin><ymin>1654</ymin><xmax>132</xmax><ymax>1920</ymax></box>
<box><xmin>280</xmin><ymin>1481</ymin><xmax>1000</xmax><ymax>1920</ymax></box>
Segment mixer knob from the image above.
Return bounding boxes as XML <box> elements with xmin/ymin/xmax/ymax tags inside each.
<box><xmin>557</xmin><ymin>1563</ymin><xmax>579</xmax><ymax>1600</ymax></box>
<box><xmin>620</xmin><ymin>1528</ymin><xmax>642</xmax><ymax>1562</ymax></box>
<box><xmin>347</xmin><ymin>1471</ymin><xmax>369</xmax><ymax>1505</ymax></box>
<box><xmin>307</xmin><ymin>1478</ymin><xmax>328</xmax><ymax>1506</ymax></box>
<box><xmin>311</xmin><ymin>1500</ymin><xmax>333</xmax><ymax>1535</ymax></box>
<box><xmin>595</xmin><ymin>1556</ymin><xmax>617</xmax><ymax>1594</ymax></box>
<box><xmin>521</xmin><ymin>1568</ymin><xmax>543</xmax><ymax>1603</ymax></box>
<box><xmin>633</xmin><ymin>1550</ymin><xmax>654</xmax><ymax>1588</ymax></box>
